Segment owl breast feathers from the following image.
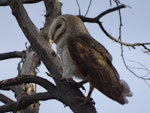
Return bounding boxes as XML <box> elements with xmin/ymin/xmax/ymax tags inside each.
<box><xmin>48</xmin><ymin>14</ymin><xmax>132</xmax><ymax>105</ymax></box>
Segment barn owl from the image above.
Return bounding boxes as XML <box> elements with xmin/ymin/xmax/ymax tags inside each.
<box><xmin>48</xmin><ymin>14</ymin><xmax>132</xmax><ymax>105</ymax></box>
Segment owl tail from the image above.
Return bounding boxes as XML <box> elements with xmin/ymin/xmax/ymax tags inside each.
<box><xmin>118</xmin><ymin>80</ymin><xmax>133</xmax><ymax>104</ymax></box>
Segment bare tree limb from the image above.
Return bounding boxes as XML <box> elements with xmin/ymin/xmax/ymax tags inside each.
<box><xmin>0</xmin><ymin>51</ymin><xmax>25</xmax><ymax>60</ymax></box>
<box><xmin>78</xmin><ymin>4</ymin><xmax>126</xmax><ymax>22</ymax></box>
<box><xmin>0</xmin><ymin>92</ymin><xmax>56</xmax><ymax>112</ymax></box>
<box><xmin>0</xmin><ymin>93</ymin><xmax>14</xmax><ymax>104</ymax></box>
<box><xmin>120</xmin><ymin>45</ymin><xmax>150</xmax><ymax>81</ymax></box>
<box><xmin>98</xmin><ymin>22</ymin><xmax>150</xmax><ymax>50</ymax></box>
<box><xmin>0</xmin><ymin>75</ymin><xmax>57</xmax><ymax>112</ymax></box>
<box><xmin>0</xmin><ymin>75</ymin><xmax>97</xmax><ymax>113</ymax></box>
<box><xmin>0</xmin><ymin>0</ymin><xmax>42</xmax><ymax>6</ymax></box>
<box><xmin>78</xmin><ymin>4</ymin><xmax>150</xmax><ymax>52</ymax></box>
<box><xmin>0</xmin><ymin>75</ymin><xmax>56</xmax><ymax>92</ymax></box>
<box><xmin>85</xmin><ymin>0</ymin><xmax>92</xmax><ymax>16</ymax></box>
<box><xmin>75</xmin><ymin>0</ymin><xmax>81</xmax><ymax>15</ymax></box>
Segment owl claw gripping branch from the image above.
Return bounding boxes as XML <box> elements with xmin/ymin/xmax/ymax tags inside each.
<box><xmin>48</xmin><ymin>14</ymin><xmax>132</xmax><ymax>105</ymax></box>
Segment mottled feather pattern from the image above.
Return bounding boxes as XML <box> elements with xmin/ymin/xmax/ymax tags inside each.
<box><xmin>67</xmin><ymin>34</ymin><xmax>126</xmax><ymax>104</ymax></box>
<box><xmin>49</xmin><ymin>14</ymin><xmax>132</xmax><ymax>104</ymax></box>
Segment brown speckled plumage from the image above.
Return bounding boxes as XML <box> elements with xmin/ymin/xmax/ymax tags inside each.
<box><xmin>49</xmin><ymin>14</ymin><xmax>132</xmax><ymax>105</ymax></box>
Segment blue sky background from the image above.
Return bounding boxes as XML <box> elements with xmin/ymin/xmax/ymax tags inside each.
<box><xmin>0</xmin><ymin>0</ymin><xmax>150</xmax><ymax>113</ymax></box>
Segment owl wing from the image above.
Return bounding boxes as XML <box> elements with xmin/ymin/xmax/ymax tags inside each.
<box><xmin>67</xmin><ymin>34</ymin><xmax>126</xmax><ymax>104</ymax></box>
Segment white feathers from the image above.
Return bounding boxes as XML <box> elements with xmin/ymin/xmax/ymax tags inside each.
<box><xmin>120</xmin><ymin>79</ymin><xmax>133</xmax><ymax>97</ymax></box>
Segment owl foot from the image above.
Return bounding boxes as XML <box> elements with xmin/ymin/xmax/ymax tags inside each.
<box><xmin>75</xmin><ymin>96</ymin><xmax>95</xmax><ymax>105</ymax></box>
<box><xmin>67</xmin><ymin>79</ymin><xmax>87</xmax><ymax>91</ymax></box>
<box><xmin>76</xmin><ymin>84</ymin><xmax>95</xmax><ymax>105</ymax></box>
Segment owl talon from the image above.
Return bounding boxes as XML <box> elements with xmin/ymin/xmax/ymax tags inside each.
<box><xmin>67</xmin><ymin>79</ymin><xmax>87</xmax><ymax>91</ymax></box>
<box><xmin>75</xmin><ymin>96</ymin><xmax>95</xmax><ymax>105</ymax></box>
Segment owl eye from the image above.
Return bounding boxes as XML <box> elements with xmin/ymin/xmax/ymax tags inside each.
<box><xmin>56</xmin><ymin>24</ymin><xmax>62</xmax><ymax>29</ymax></box>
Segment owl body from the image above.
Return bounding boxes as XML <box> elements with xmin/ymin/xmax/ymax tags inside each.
<box><xmin>56</xmin><ymin>38</ymin><xmax>82</xmax><ymax>79</ymax></box>
<box><xmin>49</xmin><ymin>14</ymin><xmax>132</xmax><ymax>105</ymax></box>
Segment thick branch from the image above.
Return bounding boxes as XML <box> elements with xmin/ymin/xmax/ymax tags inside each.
<box><xmin>0</xmin><ymin>0</ymin><xmax>42</xmax><ymax>6</ymax></box>
<box><xmin>0</xmin><ymin>75</ymin><xmax>56</xmax><ymax>93</ymax></box>
<box><xmin>96</xmin><ymin>4</ymin><xmax>126</xmax><ymax>20</ymax></box>
<box><xmin>0</xmin><ymin>76</ymin><xmax>96</xmax><ymax>113</ymax></box>
<box><xmin>0</xmin><ymin>51</ymin><xmax>25</xmax><ymax>60</ymax></box>
<box><xmin>0</xmin><ymin>92</ymin><xmax>56</xmax><ymax>112</ymax></box>
<box><xmin>0</xmin><ymin>93</ymin><xmax>14</xmax><ymax>104</ymax></box>
<box><xmin>0</xmin><ymin>75</ymin><xmax>56</xmax><ymax>112</ymax></box>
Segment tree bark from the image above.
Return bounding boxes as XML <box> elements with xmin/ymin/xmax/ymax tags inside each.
<box><xmin>14</xmin><ymin>47</ymin><xmax>40</xmax><ymax>113</ymax></box>
<box><xmin>0</xmin><ymin>0</ymin><xmax>97</xmax><ymax>112</ymax></box>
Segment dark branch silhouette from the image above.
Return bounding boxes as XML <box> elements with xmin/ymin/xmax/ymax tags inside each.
<box><xmin>0</xmin><ymin>51</ymin><xmax>25</xmax><ymax>60</ymax></box>
<box><xmin>0</xmin><ymin>0</ymin><xmax>42</xmax><ymax>6</ymax></box>
<box><xmin>0</xmin><ymin>92</ymin><xmax>56</xmax><ymax>112</ymax></box>
<box><xmin>78</xmin><ymin>4</ymin><xmax>150</xmax><ymax>52</ymax></box>
<box><xmin>0</xmin><ymin>93</ymin><xmax>14</xmax><ymax>104</ymax></box>
<box><xmin>0</xmin><ymin>75</ymin><xmax>56</xmax><ymax>93</ymax></box>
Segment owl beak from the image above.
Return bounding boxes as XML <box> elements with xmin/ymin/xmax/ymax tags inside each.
<box><xmin>48</xmin><ymin>33</ymin><xmax>54</xmax><ymax>46</ymax></box>
<box><xmin>48</xmin><ymin>38</ymin><xmax>54</xmax><ymax>47</ymax></box>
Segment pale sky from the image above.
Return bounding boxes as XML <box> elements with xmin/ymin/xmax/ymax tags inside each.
<box><xmin>0</xmin><ymin>0</ymin><xmax>150</xmax><ymax>113</ymax></box>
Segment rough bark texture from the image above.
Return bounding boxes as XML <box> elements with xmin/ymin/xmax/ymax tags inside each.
<box><xmin>15</xmin><ymin>47</ymin><xmax>40</xmax><ymax>113</ymax></box>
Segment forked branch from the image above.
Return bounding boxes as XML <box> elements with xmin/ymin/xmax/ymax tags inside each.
<box><xmin>0</xmin><ymin>51</ymin><xmax>25</xmax><ymax>60</ymax></box>
<box><xmin>78</xmin><ymin>4</ymin><xmax>150</xmax><ymax>52</ymax></box>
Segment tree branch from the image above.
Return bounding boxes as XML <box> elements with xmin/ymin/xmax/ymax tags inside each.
<box><xmin>0</xmin><ymin>92</ymin><xmax>56</xmax><ymax>112</ymax></box>
<box><xmin>0</xmin><ymin>75</ymin><xmax>56</xmax><ymax>93</ymax></box>
<box><xmin>0</xmin><ymin>0</ymin><xmax>42</xmax><ymax>6</ymax></box>
<box><xmin>98</xmin><ymin>22</ymin><xmax>150</xmax><ymax>50</ymax></box>
<box><xmin>0</xmin><ymin>93</ymin><xmax>14</xmax><ymax>104</ymax></box>
<box><xmin>0</xmin><ymin>75</ymin><xmax>97</xmax><ymax>113</ymax></box>
<box><xmin>0</xmin><ymin>75</ymin><xmax>56</xmax><ymax>112</ymax></box>
<box><xmin>0</xmin><ymin>51</ymin><xmax>25</xmax><ymax>60</ymax></box>
<box><xmin>78</xmin><ymin>4</ymin><xmax>126</xmax><ymax>22</ymax></box>
<box><xmin>78</xmin><ymin>4</ymin><xmax>150</xmax><ymax>52</ymax></box>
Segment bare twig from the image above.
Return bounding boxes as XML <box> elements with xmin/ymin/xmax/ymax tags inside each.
<box><xmin>110</xmin><ymin>0</ymin><xmax>121</xmax><ymax>6</ymax></box>
<box><xmin>81</xmin><ymin>18</ymin><xmax>150</xmax><ymax>51</ymax></box>
<box><xmin>98</xmin><ymin>21</ymin><xmax>150</xmax><ymax>50</ymax></box>
<box><xmin>120</xmin><ymin>46</ymin><xmax>150</xmax><ymax>81</ymax></box>
<box><xmin>0</xmin><ymin>51</ymin><xmax>25</xmax><ymax>60</ymax></box>
<box><xmin>95</xmin><ymin>4</ymin><xmax>126</xmax><ymax>20</ymax></box>
<box><xmin>78</xmin><ymin>4</ymin><xmax>126</xmax><ymax>22</ymax></box>
<box><xmin>85</xmin><ymin>0</ymin><xmax>92</xmax><ymax>16</ymax></box>
<box><xmin>75</xmin><ymin>0</ymin><xmax>81</xmax><ymax>15</ymax></box>
<box><xmin>144</xmin><ymin>80</ymin><xmax>150</xmax><ymax>88</ymax></box>
<box><xmin>78</xmin><ymin>4</ymin><xmax>150</xmax><ymax>52</ymax></box>
<box><xmin>0</xmin><ymin>93</ymin><xmax>14</xmax><ymax>104</ymax></box>
<box><xmin>128</xmin><ymin>60</ymin><xmax>150</xmax><ymax>78</ymax></box>
<box><xmin>0</xmin><ymin>0</ymin><xmax>42</xmax><ymax>6</ymax></box>
<box><xmin>114</xmin><ymin>1</ymin><xmax>123</xmax><ymax>40</ymax></box>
